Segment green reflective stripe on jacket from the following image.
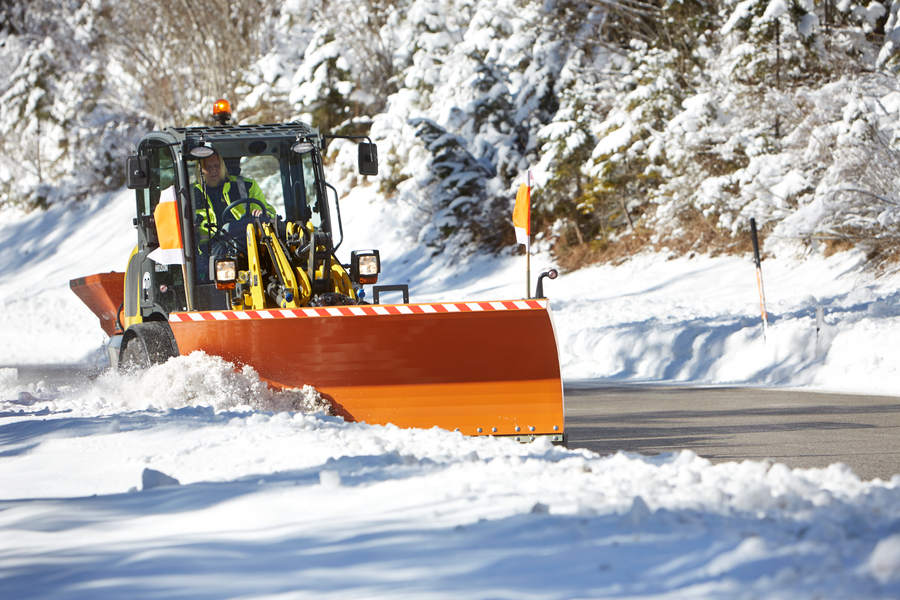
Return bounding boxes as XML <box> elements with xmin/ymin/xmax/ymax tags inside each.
<box><xmin>193</xmin><ymin>176</ymin><xmax>275</xmax><ymax>243</ymax></box>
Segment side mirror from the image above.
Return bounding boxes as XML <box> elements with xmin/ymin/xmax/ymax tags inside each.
<box><xmin>358</xmin><ymin>143</ymin><xmax>378</xmax><ymax>176</ymax></box>
<box><xmin>126</xmin><ymin>155</ymin><xmax>150</xmax><ymax>189</ymax></box>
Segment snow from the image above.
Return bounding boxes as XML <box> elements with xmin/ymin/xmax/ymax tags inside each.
<box><xmin>5</xmin><ymin>0</ymin><xmax>900</xmax><ymax>592</ymax></box>
<box><xmin>2</xmin><ymin>183</ymin><xmax>900</xmax><ymax>598</ymax></box>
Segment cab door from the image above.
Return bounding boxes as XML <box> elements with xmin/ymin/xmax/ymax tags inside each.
<box><xmin>124</xmin><ymin>140</ymin><xmax>188</xmax><ymax>325</ymax></box>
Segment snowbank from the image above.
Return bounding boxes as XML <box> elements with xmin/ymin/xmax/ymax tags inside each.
<box><xmin>1</xmin><ymin>363</ymin><xmax>899</xmax><ymax>597</ymax></box>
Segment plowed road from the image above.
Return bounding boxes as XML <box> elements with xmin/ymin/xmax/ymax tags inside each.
<box><xmin>9</xmin><ymin>367</ymin><xmax>900</xmax><ymax>481</ymax></box>
<box><xmin>565</xmin><ymin>382</ymin><xmax>900</xmax><ymax>481</ymax></box>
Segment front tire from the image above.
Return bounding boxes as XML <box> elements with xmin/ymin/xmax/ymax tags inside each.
<box><xmin>119</xmin><ymin>322</ymin><xmax>179</xmax><ymax>373</ymax></box>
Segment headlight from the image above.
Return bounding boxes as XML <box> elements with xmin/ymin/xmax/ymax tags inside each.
<box><xmin>214</xmin><ymin>258</ymin><xmax>237</xmax><ymax>290</ymax></box>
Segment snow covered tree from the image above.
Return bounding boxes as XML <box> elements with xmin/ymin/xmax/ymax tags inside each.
<box><xmin>0</xmin><ymin>0</ymin><xmax>153</xmax><ymax>207</ymax></box>
<box><xmin>290</xmin><ymin>29</ymin><xmax>362</xmax><ymax>134</ymax></box>
<box><xmin>97</xmin><ymin>0</ymin><xmax>281</xmax><ymax>124</ymax></box>
<box><xmin>0</xmin><ymin>37</ymin><xmax>62</xmax><ymax>206</ymax></box>
<box><xmin>409</xmin><ymin>118</ymin><xmax>500</xmax><ymax>249</ymax></box>
<box><xmin>535</xmin><ymin>0</ymin><xmax>714</xmax><ymax>262</ymax></box>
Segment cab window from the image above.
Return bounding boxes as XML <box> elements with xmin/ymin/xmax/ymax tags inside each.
<box><xmin>300</xmin><ymin>152</ymin><xmax>322</xmax><ymax>228</ymax></box>
<box><xmin>136</xmin><ymin>144</ymin><xmax>176</xmax><ymax>220</ymax></box>
<box><xmin>188</xmin><ymin>153</ymin><xmax>285</xmax><ymax>221</ymax></box>
<box><xmin>237</xmin><ymin>155</ymin><xmax>285</xmax><ymax>216</ymax></box>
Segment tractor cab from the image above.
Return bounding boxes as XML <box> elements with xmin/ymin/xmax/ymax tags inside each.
<box><xmin>123</xmin><ymin>110</ymin><xmax>380</xmax><ymax>328</ymax></box>
<box><xmin>180</xmin><ymin>125</ymin><xmax>333</xmax><ymax>306</ymax></box>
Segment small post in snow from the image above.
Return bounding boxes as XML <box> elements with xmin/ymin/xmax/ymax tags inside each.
<box><xmin>750</xmin><ymin>218</ymin><xmax>769</xmax><ymax>341</ymax></box>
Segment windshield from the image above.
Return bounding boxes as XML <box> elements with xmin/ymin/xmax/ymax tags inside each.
<box><xmin>237</xmin><ymin>155</ymin><xmax>285</xmax><ymax>213</ymax></box>
<box><xmin>187</xmin><ymin>141</ymin><xmax>324</xmax><ymax>228</ymax></box>
<box><xmin>189</xmin><ymin>153</ymin><xmax>285</xmax><ymax>220</ymax></box>
<box><xmin>187</xmin><ymin>139</ymin><xmax>328</xmax><ymax>284</ymax></box>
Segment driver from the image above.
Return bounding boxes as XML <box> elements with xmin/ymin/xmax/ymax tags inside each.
<box><xmin>193</xmin><ymin>148</ymin><xmax>276</xmax><ymax>248</ymax></box>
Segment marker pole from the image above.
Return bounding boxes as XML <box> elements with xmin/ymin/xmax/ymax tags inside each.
<box><xmin>526</xmin><ymin>244</ymin><xmax>531</xmax><ymax>299</ymax></box>
<box><xmin>750</xmin><ymin>218</ymin><xmax>769</xmax><ymax>341</ymax></box>
<box><xmin>525</xmin><ymin>171</ymin><xmax>533</xmax><ymax>299</ymax></box>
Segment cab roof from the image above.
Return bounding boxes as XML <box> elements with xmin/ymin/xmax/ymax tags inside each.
<box><xmin>168</xmin><ymin>122</ymin><xmax>318</xmax><ymax>142</ymax></box>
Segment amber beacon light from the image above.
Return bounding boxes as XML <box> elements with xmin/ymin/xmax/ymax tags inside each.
<box><xmin>213</xmin><ymin>99</ymin><xmax>232</xmax><ymax>125</ymax></box>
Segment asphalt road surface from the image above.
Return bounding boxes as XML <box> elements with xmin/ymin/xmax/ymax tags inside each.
<box><xmin>565</xmin><ymin>381</ymin><xmax>900</xmax><ymax>482</ymax></box>
<box><xmin>7</xmin><ymin>366</ymin><xmax>899</xmax><ymax>481</ymax></box>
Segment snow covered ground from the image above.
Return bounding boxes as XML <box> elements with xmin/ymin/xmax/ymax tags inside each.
<box><xmin>2</xmin><ymin>187</ymin><xmax>900</xmax><ymax>598</ymax></box>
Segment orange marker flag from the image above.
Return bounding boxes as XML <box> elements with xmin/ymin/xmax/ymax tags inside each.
<box><xmin>513</xmin><ymin>170</ymin><xmax>532</xmax><ymax>251</ymax></box>
<box><xmin>513</xmin><ymin>170</ymin><xmax>534</xmax><ymax>298</ymax></box>
<box><xmin>148</xmin><ymin>186</ymin><xmax>185</xmax><ymax>265</ymax></box>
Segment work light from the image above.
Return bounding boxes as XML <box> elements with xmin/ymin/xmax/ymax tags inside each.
<box><xmin>350</xmin><ymin>250</ymin><xmax>381</xmax><ymax>285</ymax></box>
<box><xmin>213</xmin><ymin>258</ymin><xmax>237</xmax><ymax>290</ymax></box>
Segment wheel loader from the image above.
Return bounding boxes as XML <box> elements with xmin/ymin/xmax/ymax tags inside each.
<box><xmin>71</xmin><ymin>101</ymin><xmax>565</xmax><ymax>444</ymax></box>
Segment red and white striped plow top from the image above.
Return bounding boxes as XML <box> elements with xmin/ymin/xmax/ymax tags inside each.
<box><xmin>169</xmin><ymin>299</ymin><xmax>549</xmax><ymax>322</ymax></box>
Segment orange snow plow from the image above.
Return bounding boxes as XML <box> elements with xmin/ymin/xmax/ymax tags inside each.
<box><xmin>166</xmin><ymin>300</ymin><xmax>563</xmax><ymax>437</ymax></box>
<box><xmin>70</xmin><ymin>101</ymin><xmax>565</xmax><ymax>443</ymax></box>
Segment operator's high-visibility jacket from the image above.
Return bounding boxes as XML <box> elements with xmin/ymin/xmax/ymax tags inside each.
<box><xmin>193</xmin><ymin>175</ymin><xmax>276</xmax><ymax>245</ymax></box>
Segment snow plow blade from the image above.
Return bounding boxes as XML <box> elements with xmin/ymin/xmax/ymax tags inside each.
<box><xmin>167</xmin><ymin>299</ymin><xmax>565</xmax><ymax>440</ymax></box>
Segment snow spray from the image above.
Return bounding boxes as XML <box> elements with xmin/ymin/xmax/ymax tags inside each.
<box><xmin>750</xmin><ymin>218</ymin><xmax>769</xmax><ymax>341</ymax></box>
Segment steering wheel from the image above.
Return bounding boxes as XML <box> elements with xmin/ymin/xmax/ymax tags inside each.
<box><xmin>221</xmin><ymin>198</ymin><xmax>269</xmax><ymax>221</ymax></box>
<box><xmin>206</xmin><ymin>198</ymin><xmax>270</xmax><ymax>258</ymax></box>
